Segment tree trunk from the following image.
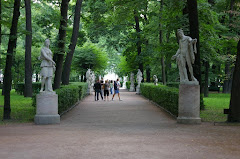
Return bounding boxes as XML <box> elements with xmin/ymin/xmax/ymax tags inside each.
<box><xmin>187</xmin><ymin>0</ymin><xmax>201</xmax><ymax>86</ymax></box>
<box><xmin>134</xmin><ymin>10</ymin><xmax>143</xmax><ymax>81</ymax></box>
<box><xmin>223</xmin><ymin>62</ymin><xmax>233</xmax><ymax>93</ymax></box>
<box><xmin>0</xmin><ymin>0</ymin><xmax>1</xmax><ymax>55</ymax></box>
<box><xmin>62</xmin><ymin>0</ymin><xmax>83</xmax><ymax>85</ymax></box>
<box><xmin>36</xmin><ymin>73</ymin><xmax>39</xmax><ymax>82</ymax></box>
<box><xmin>228</xmin><ymin>40</ymin><xmax>240</xmax><ymax>122</ymax></box>
<box><xmin>3</xmin><ymin>0</ymin><xmax>20</xmax><ymax>119</ymax></box>
<box><xmin>208</xmin><ymin>0</ymin><xmax>215</xmax><ymax>5</ymax></box>
<box><xmin>159</xmin><ymin>0</ymin><xmax>166</xmax><ymax>85</ymax></box>
<box><xmin>24</xmin><ymin>0</ymin><xmax>32</xmax><ymax>97</ymax></box>
<box><xmin>204</xmin><ymin>61</ymin><xmax>209</xmax><ymax>97</ymax></box>
<box><xmin>53</xmin><ymin>0</ymin><xmax>70</xmax><ymax>90</ymax></box>
<box><xmin>146</xmin><ymin>65</ymin><xmax>150</xmax><ymax>82</ymax></box>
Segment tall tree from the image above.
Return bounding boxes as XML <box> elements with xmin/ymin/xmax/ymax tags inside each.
<box><xmin>53</xmin><ymin>0</ymin><xmax>70</xmax><ymax>89</ymax></box>
<box><xmin>62</xmin><ymin>0</ymin><xmax>83</xmax><ymax>85</ymax></box>
<box><xmin>187</xmin><ymin>0</ymin><xmax>201</xmax><ymax>86</ymax></box>
<box><xmin>24</xmin><ymin>0</ymin><xmax>32</xmax><ymax>97</ymax></box>
<box><xmin>228</xmin><ymin>40</ymin><xmax>240</xmax><ymax>122</ymax></box>
<box><xmin>159</xmin><ymin>0</ymin><xmax>166</xmax><ymax>85</ymax></box>
<box><xmin>134</xmin><ymin>10</ymin><xmax>143</xmax><ymax>80</ymax></box>
<box><xmin>3</xmin><ymin>0</ymin><xmax>21</xmax><ymax>119</ymax></box>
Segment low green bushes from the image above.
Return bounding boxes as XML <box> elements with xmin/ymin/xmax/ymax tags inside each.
<box><xmin>141</xmin><ymin>83</ymin><xmax>179</xmax><ymax>117</ymax></box>
<box><xmin>32</xmin><ymin>82</ymin><xmax>88</xmax><ymax>115</ymax></box>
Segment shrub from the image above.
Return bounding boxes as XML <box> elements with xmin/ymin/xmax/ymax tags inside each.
<box><xmin>0</xmin><ymin>83</ymin><xmax>3</xmax><ymax>89</ymax></box>
<box><xmin>32</xmin><ymin>82</ymin><xmax>88</xmax><ymax>115</ymax></box>
<box><xmin>141</xmin><ymin>83</ymin><xmax>179</xmax><ymax>117</ymax></box>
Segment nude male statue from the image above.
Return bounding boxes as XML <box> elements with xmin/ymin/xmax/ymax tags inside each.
<box><xmin>171</xmin><ymin>29</ymin><xmax>198</xmax><ymax>83</ymax></box>
<box><xmin>40</xmin><ymin>39</ymin><xmax>56</xmax><ymax>92</ymax></box>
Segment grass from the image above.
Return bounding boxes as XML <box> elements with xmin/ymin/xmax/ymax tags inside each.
<box><xmin>201</xmin><ymin>93</ymin><xmax>230</xmax><ymax>122</ymax></box>
<box><xmin>0</xmin><ymin>89</ymin><xmax>35</xmax><ymax>125</ymax></box>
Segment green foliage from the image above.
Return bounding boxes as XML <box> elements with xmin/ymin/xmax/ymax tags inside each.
<box><xmin>73</xmin><ymin>42</ymin><xmax>108</xmax><ymax>75</ymax></box>
<box><xmin>141</xmin><ymin>83</ymin><xmax>179</xmax><ymax>116</ymax></box>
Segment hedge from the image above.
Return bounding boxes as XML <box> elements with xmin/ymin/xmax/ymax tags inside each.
<box><xmin>140</xmin><ymin>83</ymin><xmax>179</xmax><ymax>117</ymax></box>
<box><xmin>32</xmin><ymin>82</ymin><xmax>88</xmax><ymax>115</ymax></box>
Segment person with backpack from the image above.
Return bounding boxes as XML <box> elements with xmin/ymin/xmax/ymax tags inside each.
<box><xmin>112</xmin><ymin>79</ymin><xmax>121</xmax><ymax>101</ymax></box>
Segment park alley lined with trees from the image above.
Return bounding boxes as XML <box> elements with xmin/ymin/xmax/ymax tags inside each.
<box><xmin>0</xmin><ymin>0</ymin><xmax>240</xmax><ymax>122</ymax></box>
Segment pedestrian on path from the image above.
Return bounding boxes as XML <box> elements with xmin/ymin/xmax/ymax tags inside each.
<box><xmin>112</xmin><ymin>79</ymin><xmax>121</xmax><ymax>101</ymax></box>
<box><xmin>104</xmin><ymin>80</ymin><xmax>110</xmax><ymax>101</ymax></box>
<box><xmin>93</xmin><ymin>80</ymin><xmax>103</xmax><ymax>101</ymax></box>
<box><xmin>110</xmin><ymin>80</ymin><xmax>113</xmax><ymax>94</ymax></box>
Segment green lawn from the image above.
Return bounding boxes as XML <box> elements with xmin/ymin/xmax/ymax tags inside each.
<box><xmin>0</xmin><ymin>89</ymin><xmax>35</xmax><ymax>124</ymax></box>
<box><xmin>201</xmin><ymin>93</ymin><xmax>230</xmax><ymax>122</ymax></box>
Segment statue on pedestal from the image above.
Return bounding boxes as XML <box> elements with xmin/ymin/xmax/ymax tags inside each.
<box><xmin>129</xmin><ymin>72</ymin><xmax>135</xmax><ymax>92</ymax></box>
<box><xmin>153</xmin><ymin>75</ymin><xmax>158</xmax><ymax>86</ymax></box>
<box><xmin>39</xmin><ymin>39</ymin><xmax>56</xmax><ymax>93</ymax></box>
<box><xmin>35</xmin><ymin>39</ymin><xmax>60</xmax><ymax>125</ymax></box>
<box><xmin>136</xmin><ymin>69</ymin><xmax>142</xmax><ymax>94</ymax></box>
<box><xmin>136</xmin><ymin>69</ymin><xmax>143</xmax><ymax>87</ymax></box>
<box><xmin>171</xmin><ymin>29</ymin><xmax>198</xmax><ymax>85</ymax></box>
<box><xmin>86</xmin><ymin>69</ymin><xmax>92</xmax><ymax>93</ymax></box>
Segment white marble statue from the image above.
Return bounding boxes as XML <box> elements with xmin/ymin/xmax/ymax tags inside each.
<box><xmin>86</xmin><ymin>69</ymin><xmax>91</xmax><ymax>87</ymax></box>
<box><xmin>123</xmin><ymin>76</ymin><xmax>127</xmax><ymax>89</ymax></box>
<box><xmin>171</xmin><ymin>29</ymin><xmax>198</xmax><ymax>85</ymax></box>
<box><xmin>39</xmin><ymin>39</ymin><xmax>56</xmax><ymax>93</ymax></box>
<box><xmin>136</xmin><ymin>69</ymin><xmax>142</xmax><ymax>94</ymax></box>
<box><xmin>129</xmin><ymin>72</ymin><xmax>135</xmax><ymax>92</ymax></box>
<box><xmin>153</xmin><ymin>75</ymin><xmax>158</xmax><ymax>86</ymax></box>
<box><xmin>136</xmin><ymin>69</ymin><xmax>143</xmax><ymax>86</ymax></box>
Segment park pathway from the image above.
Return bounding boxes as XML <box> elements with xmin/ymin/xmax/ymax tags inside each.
<box><xmin>0</xmin><ymin>90</ymin><xmax>240</xmax><ymax>159</ymax></box>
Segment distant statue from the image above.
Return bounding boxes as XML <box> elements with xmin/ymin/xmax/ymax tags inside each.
<box><xmin>136</xmin><ymin>69</ymin><xmax>143</xmax><ymax>86</ymax></box>
<box><xmin>91</xmin><ymin>71</ymin><xmax>95</xmax><ymax>86</ymax></box>
<box><xmin>153</xmin><ymin>75</ymin><xmax>158</xmax><ymax>85</ymax></box>
<box><xmin>171</xmin><ymin>29</ymin><xmax>198</xmax><ymax>84</ymax></box>
<box><xmin>40</xmin><ymin>39</ymin><xmax>56</xmax><ymax>93</ymax></box>
<box><xmin>129</xmin><ymin>72</ymin><xmax>135</xmax><ymax>91</ymax></box>
<box><xmin>86</xmin><ymin>69</ymin><xmax>92</xmax><ymax>88</ymax></box>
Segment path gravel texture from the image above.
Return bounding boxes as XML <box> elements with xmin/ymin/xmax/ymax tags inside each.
<box><xmin>0</xmin><ymin>90</ymin><xmax>240</xmax><ymax>159</ymax></box>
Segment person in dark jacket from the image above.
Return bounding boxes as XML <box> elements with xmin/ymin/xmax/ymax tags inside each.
<box><xmin>93</xmin><ymin>80</ymin><xmax>103</xmax><ymax>101</ymax></box>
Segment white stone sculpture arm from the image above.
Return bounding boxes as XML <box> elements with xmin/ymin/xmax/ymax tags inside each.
<box><xmin>171</xmin><ymin>49</ymin><xmax>180</xmax><ymax>60</ymax></box>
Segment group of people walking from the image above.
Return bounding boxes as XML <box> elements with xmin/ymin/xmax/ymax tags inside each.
<box><xmin>93</xmin><ymin>79</ymin><xmax>121</xmax><ymax>101</ymax></box>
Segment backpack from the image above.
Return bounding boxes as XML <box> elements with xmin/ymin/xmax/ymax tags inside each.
<box><xmin>114</xmin><ymin>82</ymin><xmax>117</xmax><ymax>90</ymax></box>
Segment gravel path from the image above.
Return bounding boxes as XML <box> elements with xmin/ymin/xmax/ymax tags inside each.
<box><xmin>0</xmin><ymin>90</ymin><xmax>239</xmax><ymax>159</ymax></box>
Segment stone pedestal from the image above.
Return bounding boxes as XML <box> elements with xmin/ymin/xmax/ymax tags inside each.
<box><xmin>35</xmin><ymin>92</ymin><xmax>60</xmax><ymax>125</ymax></box>
<box><xmin>136</xmin><ymin>85</ymin><xmax>140</xmax><ymax>94</ymax></box>
<box><xmin>129</xmin><ymin>85</ymin><xmax>135</xmax><ymax>92</ymax></box>
<box><xmin>177</xmin><ymin>84</ymin><xmax>201</xmax><ymax>124</ymax></box>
